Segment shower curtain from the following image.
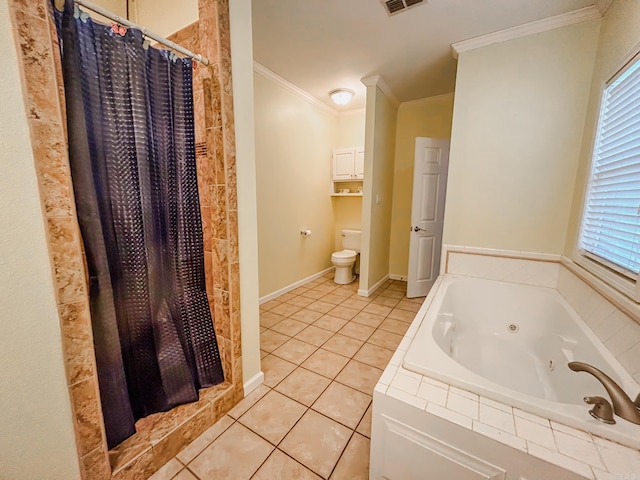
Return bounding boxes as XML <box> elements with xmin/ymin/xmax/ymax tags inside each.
<box><xmin>53</xmin><ymin>0</ymin><xmax>224</xmax><ymax>449</ymax></box>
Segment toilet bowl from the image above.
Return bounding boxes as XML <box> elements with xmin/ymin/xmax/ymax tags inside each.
<box><xmin>331</xmin><ymin>229</ymin><xmax>361</xmax><ymax>284</ymax></box>
<box><xmin>331</xmin><ymin>249</ymin><xmax>357</xmax><ymax>284</ymax></box>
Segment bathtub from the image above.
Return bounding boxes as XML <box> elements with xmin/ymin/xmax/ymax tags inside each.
<box><xmin>403</xmin><ymin>274</ymin><xmax>640</xmax><ymax>449</ymax></box>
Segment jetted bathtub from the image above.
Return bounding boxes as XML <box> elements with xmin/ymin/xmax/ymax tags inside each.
<box><xmin>403</xmin><ymin>274</ymin><xmax>640</xmax><ymax>449</ymax></box>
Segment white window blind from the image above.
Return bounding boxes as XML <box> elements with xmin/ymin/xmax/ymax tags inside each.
<box><xmin>579</xmin><ymin>55</ymin><xmax>640</xmax><ymax>278</ymax></box>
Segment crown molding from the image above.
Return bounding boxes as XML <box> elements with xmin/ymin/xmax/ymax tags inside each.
<box><xmin>253</xmin><ymin>61</ymin><xmax>338</xmax><ymax>115</ymax></box>
<box><xmin>451</xmin><ymin>6</ymin><xmax>601</xmax><ymax>59</ymax></box>
<box><xmin>400</xmin><ymin>92</ymin><xmax>454</xmax><ymax>107</ymax></box>
<box><xmin>361</xmin><ymin>75</ymin><xmax>400</xmax><ymax>107</ymax></box>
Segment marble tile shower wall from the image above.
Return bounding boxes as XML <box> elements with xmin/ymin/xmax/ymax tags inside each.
<box><xmin>7</xmin><ymin>1</ymin><xmax>243</xmax><ymax>479</ymax></box>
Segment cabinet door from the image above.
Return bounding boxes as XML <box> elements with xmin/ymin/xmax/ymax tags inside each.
<box><xmin>354</xmin><ymin>147</ymin><xmax>365</xmax><ymax>179</ymax></box>
<box><xmin>332</xmin><ymin>149</ymin><xmax>355</xmax><ymax>180</ymax></box>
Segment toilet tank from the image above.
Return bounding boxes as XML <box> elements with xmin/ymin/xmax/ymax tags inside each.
<box><xmin>341</xmin><ymin>229</ymin><xmax>361</xmax><ymax>253</ymax></box>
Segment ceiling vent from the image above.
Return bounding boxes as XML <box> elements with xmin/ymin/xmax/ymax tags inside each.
<box><xmin>381</xmin><ymin>0</ymin><xmax>425</xmax><ymax>16</ymax></box>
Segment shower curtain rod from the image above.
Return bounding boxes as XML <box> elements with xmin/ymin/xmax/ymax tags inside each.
<box><xmin>73</xmin><ymin>0</ymin><xmax>210</xmax><ymax>66</ymax></box>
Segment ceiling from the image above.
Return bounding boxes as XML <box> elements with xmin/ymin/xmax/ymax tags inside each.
<box><xmin>251</xmin><ymin>0</ymin><xmax>607</xmax><ymax>111</ymax></box>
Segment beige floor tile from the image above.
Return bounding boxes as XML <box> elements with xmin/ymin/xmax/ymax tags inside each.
<box><xmin>378</xmin><ymin>318</ymin><xmax>411</xmax><ymax>336</ymax></box>
<box><xmin>330</xmin><ymin>433</ymin><xmax>370</xmax><ymax>480</ymax></box>
<box><xmin>271</xmin><ymin>318</ymin><xmax>308</xmax><ymax>337</ymax></box>
<box><xmin>290</xmin><ymin>286</ymin><xmax>310</xmax><ymax>295</ymax></box>
<box><xmin>278</xmin><ymin>292</ymin><xmax>297</xmax><ymax>302</ymax></box>
<box><xmin>327</xmin><ymin>305</ymin><xmax>360</xmax><ymax>320</ymax></box>
<box><xmin>295</xmin><ymin>325</ymin><xmax>334</xmax><ymax>347</ymax></box>
<box><xmin>148</xmin><ymin>459</ymin><xmax>182</xmax><ymax>480</ymax></box>
<box><xmin>395</xmin><ymin>299</ymin><xmax>421</xmax><ymax>312</ymax></box>
<box><xmin>351</xmin><ymin>311</ymin><xmax>385</xmax><ymax>328</ymax></box>
<box><xmin>307</xmin><ymin>300</ymin><xmax>336</xmax><ymax>314</ymax></box>
<box><xmin>271</xmin><ymin>302</ymin><xmax>303</xmax><ymax>317</ymax></box>
<box><xmin>239</xmin><ymin>390</ymin><xmax>306</xmax><ymax>444</ymax></box>
<box><xmin>280</xmin><ymin>410</ymin><xmax>352</xmax><ymax>479</ymax></box>
<box><xmin>387</xmin><ymin>307</ymin><xmax>417</xmax><ymax>322</ymax></box>
<box><xmin>177</xmin><ymin>415</ymin><xmax>235</xmax><ymax>463</ymax></box>
<box><xmin>260</xmin><ymin>349</ymin><xmax>269</xmax><ymax>359</ymax></box>
<box><xmin>331</xmin><ymin>287</ymin><xmax>353</xmax><ymax>298</ymax></box>
<box><xmin>367</xmin><ymin>329</ymin><xmax>403</xmax><ymax>350</ymax></box>
<box><xmin>372</xmin><ymin>296</ymin><xmax>401</xmax><ymax>308</ymax></box>
<box><xmin>272</xmin><ymin>338</ymin><xmax>318</xmax><ymax>364</ymax></box>
<box><xmin>406</xmin><ymin>295</ymin><xmax>426</xmax><ymax>304</ymax></box>
<box><xmin>338</xmin><ymin>322</ymin><xmax>375</xmax><ymax>341</ymax></box>
<box><xmin>262</xmin><ymin>355</ymin><xmax>297</xmax><ymax>387</ymax></box>
<box><xmin>386</xmin><ymin>282</ymin><xmax>407</xmax><ymax>292</ymax></box>
<box><xmin>299</xmin><ymin>289</ymin><xmax>326</xmax><ymax>300</ymax></box>
<box><xmin>353</xmin><ymin>343</ymin><xmax>394</xmax><ymax>369</ymax></box>
<box><xmin>313</xmin><ymin>315</ymin><xmax>348</xmax><ymax>332</ymax></box>
<box><xmin>320</xmin><ymin>293</ymin><xmax>348</xmax><ymax>305</ymax></box>
<box><xmin>335</xmin><ymin>360</ymin><xmax>383</xmax><ymax>395</ymax></box>
<box><xmin>356</xmin><ymin>405</ymin><xmax>372</xmax><ymax>438</ymax></box>
<box><xmin>252</xmin><ymin>449</ymin><xmax>322</xmax><ymax>480</ymax></box>
<box><xmin>189</xmin><ymin>423</ymin><xmax>273</xmax><ymax>480</ymax></box>
<box><xmin>173</xmin><ymin>469</ymin><xmax>198</xmax><ymax>480</ymax></box>
<box><xmin>286</xmin><ymin>296</ymin><xmax>315</xmax><ymax>308</ymax></box>
<box><xmin>322</xmin><ymin>334</ymin><xmax>364</xmax><ymax>358</ymax></box>
<box><xmin>228</xmin><ymin>384</ymin><xmax>271</xmax><ymax>419</ymax></box>
<box><xmin>275</xmin><ymin>367</ymin><xmax>331</xmax><ymax>406</ymax></box>
<box><xmin>312</xmin><ymin>382</ymin><xmax>371</xmax><ymax>429</ymax></box>
<box><xmin>260</xmin><ymin>330</ymin><xmax>290</xmax><ymax>353</ymax></box>
<box><xmin>260</xmin><ymin>311</ymin><xmax>286</xmax><ymax>329</ymax></box>
<box><xmin>290</xmin><ymin>308</ymin><xmax>325</xmax><ymax>324</ymax></box>
<box><xmin>313</xmin><ymin>283</ymin><xmax>339</xmax><ymax>294</ymax></box>
<box><xmin>301</xmin><ymin>348</ymin><xmax>350</xmax><ymax>379</ymax></box>
<box><xmin>339</xmin><ymin>297</ymin><xmax>369</xmax><ymax>310</ymax></box>
<box><xmin>261</xmin><ymin>299</ymin><xmax>283</xmax><ymax>311</ymax></box>
<box><xmin>378</xmin><ymin>289</ymin><xmax>404</xmax><ymax>299</ymax></box>
<box><xmin>362</xmin><ymin>303</ymin><xmax>393</xmax><ymax>317</ymax></box>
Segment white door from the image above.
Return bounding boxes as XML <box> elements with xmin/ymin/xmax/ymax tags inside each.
<box><xmin>407</xmin><ymin>137</ymin><xmax>450</xmax><ymax>298</ymax></box>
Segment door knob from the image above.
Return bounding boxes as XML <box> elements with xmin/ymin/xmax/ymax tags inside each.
<box><xmin>412</xmin><ymin>226</ymin><xmax>425</xmax><ymax>232</ymax></box>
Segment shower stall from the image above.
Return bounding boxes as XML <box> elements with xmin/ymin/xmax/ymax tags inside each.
<box><xmin>6</xmin><ymin>0</ymin><xmax>244</xmax><ymax>478</ymax></box>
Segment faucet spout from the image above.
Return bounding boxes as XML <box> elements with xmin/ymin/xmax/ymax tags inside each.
<box><xmin>568</xmin><ymin>361</ymin><xmax>640</xmax><ymax>425</ymax></box>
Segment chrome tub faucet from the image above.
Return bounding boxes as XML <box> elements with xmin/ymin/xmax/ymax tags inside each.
<box><xmin>568</xmin><ymin>361</ymin><xmax>640</xmax><ymax>425</ymax></box>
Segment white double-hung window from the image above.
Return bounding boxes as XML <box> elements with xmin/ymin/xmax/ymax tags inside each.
<box><xmin>578</xmin><ymin>53</ymin><xmax>640</xmax><ymax>299</ymax></box>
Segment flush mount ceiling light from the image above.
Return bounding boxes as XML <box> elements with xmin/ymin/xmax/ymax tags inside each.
<box><xmin>329</xmin><ymin>89</ymin><xmax>354</xmax><ymax>106</ymax></box>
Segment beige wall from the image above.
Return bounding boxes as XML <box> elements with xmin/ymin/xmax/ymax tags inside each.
<box><xmin>229</xmin><ymin>0</ymin><xmax>261</xmax><ymax>388</ymax></box>
<box><xmin>360</xmin><ymin>82</ymin><xmax>398</xmax><ymax>293</ymax></box>
<box><xmin>565</xmin><ymin>0</ymin><xmax>640</xmax><ymax>256</ymax></box>
<box><xmin>389</xmin><ymin>94</ymin><xmax>454</xmax><ymax>277</ymax></box>
<box><xmin>335</xmin><ymin>109</ymin><xmax>366</xmax><ymax>149</ymax></box>
<box><xmin>1</xmin><ymin>3</ymin><xmax>80</xmax><ymax>478</ymax></box>
<box><xmin>443</xmin><ymin>20</ymin><xmax>600</xmax><ymax>254</ymax></box>
<box><xmin>133</xmin><ymin>0</ymin><xmax>198</xmax><ymax>37</ymax></box>
<box><xmin>254</xmin><ymin>72</ymin><xmax>337</xmax><ymax>297</ymax></box>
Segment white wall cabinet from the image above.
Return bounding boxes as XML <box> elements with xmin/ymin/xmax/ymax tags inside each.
<box><xmin>332</xmin><ymin>147</ymin><xmax>364</xmax><ymax>196</ymax></box>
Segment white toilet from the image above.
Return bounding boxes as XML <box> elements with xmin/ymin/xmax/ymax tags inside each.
<box><xmin>331</xmin><ymin>229</ymin><xmax>361</xmax><ymax>284</ymax></box>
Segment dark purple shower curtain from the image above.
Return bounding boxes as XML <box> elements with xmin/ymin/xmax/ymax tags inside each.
<box><xmin>53</xmin><ymin>0</ymin><xmax>224</xmax><ymax>449</ymax></box>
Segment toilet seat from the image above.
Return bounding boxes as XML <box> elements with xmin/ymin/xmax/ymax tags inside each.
<box><xmin>331</xmin><ymin>249</ymin><xmax>356</xmax><ymax>260</ymax></box>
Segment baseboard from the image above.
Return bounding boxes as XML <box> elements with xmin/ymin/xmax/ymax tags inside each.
<box><xmin>389</xmin><ymin>273</ymin><xmax>407</xmax><ymax>281</ymax></box>
<box><xmin>259</xmin><ymin>267</ymin><xmax>335</xmax><ymax>304</ymax></box>
<box><xmin>243</xmin><ymin>371</ymin><xmax>264</xmax><ymax>396</ymax></box>
<box><xmin>357</xmin><ymin>274</ymin><xmax>390</xmax><ymax>297</ymax></box>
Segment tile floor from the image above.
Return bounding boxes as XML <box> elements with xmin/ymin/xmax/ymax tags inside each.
<box><xmin>150</xmin><ymin>273</ymin><xmax>423</xmax><ymax>480</ymax></box>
